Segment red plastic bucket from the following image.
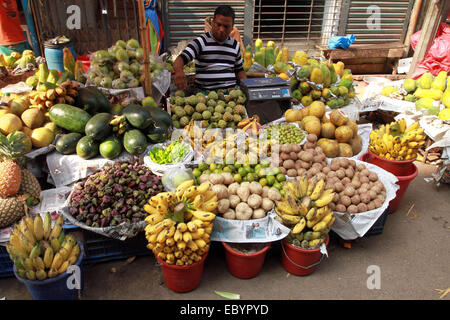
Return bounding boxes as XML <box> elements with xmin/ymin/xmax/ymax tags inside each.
<box><xmin>360</xmin><ymin>150</ymin><xmax>416</xmax><ymax>176</ymax></box>
<box><xmin>281</xmin><ymin>236</ymin><xmax>329</xmax><ymax>276</ymax></box>
<box><xmin>222</xmin><ymin>242</ymin><xmax>271</xmax><ymax>279</ymax></box>
<box><xmin>388</xmin><ymin>163</ymin><xmax>418</xmax><ymax>213</ymax></box>
<box><xmin>155</xmin><ymin>252</ymin><xmax>208</xmax><ymax>293</ymax></box>
<box><xmin>76</xmin><ymin>55</ymin><xmax>91</xmax><ymax>72</ymax></box>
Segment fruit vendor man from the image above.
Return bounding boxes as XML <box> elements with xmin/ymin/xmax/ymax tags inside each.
<box><xmin>173</xmin><ymin>5</ymin><xmax>247</xmax><ymax>91</ymax></box>
<box><xmin>0</xmin><ymin>0</ymin><xmax>30</xmax><ymax>55</ymax></box>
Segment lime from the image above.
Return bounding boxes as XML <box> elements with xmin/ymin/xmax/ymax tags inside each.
<box><xmin>238</xmin><ymin>167</ymin><xmax>247</xmax><ymax>177</ymax></box>
<box><xmin>280</xmin><ymin>190</ymin><xmax>286</xmax><ymax>197</ymax></box>
<box><xmin>254</xmin><ymin>164</ymin><xmax>262</xmax><ymax>173</ymax></box>
<box><xmin>273</xmin><ymin>182</ymin><xmax>282</xmax><ymax>191</ymax></box>
<box><xmin>247</xmin><ymin>174</ymin><xmax>255</xmax><ymax>182</ymax></box>
<box><xmin>192</xmin><ymin>168</ymin><xmax>202</xmax><ymax>178</ymax></box>
<box><xmin>214</xmin><ymin>169</ymin><xmax>222</xmax><ymax>174</ymax></box>
<box><xmin>267</xmin><ymin>175</ymin><xmax>276</xmax><ymax>186</ymax></box>
<box><xmin>204</xmin><ymin>169</ymin><xmax>212</xmax><ymax>175</ymax></box>
<box><xmin>223</xmin><ymin>166</ymin><xmax>233</xmax><ymax>173</ymax></box>
<box><xmin>272</xmin><ymin>167</ymin><xmax>282</xmax><ymax>176</ymax></box>
<box><xmin>233</xmin><ymin>174</ymin><xmax>242</xmax><ymax>183</ymax></box>
<box><xmin>198</xmin><ymin>161</ymin><xmax>209</xmax><ymax>171</ymax></box>
<box><xmin>261</xmin><ymin>160</ymin><xmax>271</xmax><ymax>168</ymax></box>
<box><xmin>259</xmin><ymin>178</ymin><xmax>268</xmax><ymax>187</ymax></box>
<box><xmin>234</xmin><ymin>163</ymin><xmax>242</xmax><ymax>169</ymax></box>
<box><xmin>257</xmin><ymin>168</ymin><xmax>267</xmax><ymax>178</ymax></box>
<box><xmin>276</xmin><ymin>173</ymin><xmax>286</xmax><ymax>182</ymax></box>
<box><xmin>210</xmin><ymin>163</ymin><xmax>218</xmax><ymax>171</ymax></box>
<box><xmin>243</xmin><ymin>164</ymin><xmax>253</xmax><ymax>173</ymax></box>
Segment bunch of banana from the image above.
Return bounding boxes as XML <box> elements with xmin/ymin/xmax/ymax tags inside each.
<box><xmin>6</xmin><ymin>213</ymin><xmax>81</xmax><ymax>281</ymax></box>
<box><xmin>144</xmin><ymin>180</ymin><xmax>217</xmax><ymax>266</ymax></box>
<box><xmin>109</xmin><ymin>115</ymin><xmax>130</xmax><ymax>136</ymax></box>
<box><xmin>369</xmin><ymin>120</ymin><xmax>426</xmax><ymax>161</ymax></box>
<box><xmin>28</xmin><ymin>81</ymin><xmax>80</xmax><ymax>112</ymax></box>
<box><xmin>179</xmin><ymin>120</ymin><xmax>218</xmax><ymax>151</ymax></box>
<box><xmin>275</xmin><ymin>176</ymin><xmax>335</xmax><ymax>249</ymax></box>
<box><xmin>238</xmin><ymin>115</ymin><xmax>262</xmax><ymax>136</ymax></box>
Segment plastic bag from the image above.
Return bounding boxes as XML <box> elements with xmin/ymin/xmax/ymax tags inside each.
<box><xmin>410</xmin><ymin>22</ymin><xmax>450</xmax><ymax>77</ymax></box>
<box><xmin>161</xmin><ymin>166</ymin><xmax>195</xmax><ymax>191</ymax></box>
<box><xmin>328</xmin><ymin>35</ymin><xmax>356</xmax><ymax>50</ymax></box>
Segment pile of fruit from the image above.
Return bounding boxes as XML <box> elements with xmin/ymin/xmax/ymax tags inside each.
<box><xmin>6</xmin><ymin>214</ymin><xmax>81</xmax><ymax>280</ymax></box>
<box><xmin>381</xmin><ymin>71</ymin><xmax>450</xmax><ymax>120</ymax></box>
<box><xmin>68</xmin><ymin>160</ymin><xmax>163</xmax><ymax>228</ymax></box>
<box><xmin>274</xmin><ymin>134</ymin><xmax>328</xmax><ymax>179</ymax></box>
<box><xmin>202</xmin><ymin>131</ymin><xmax>274</xmax><ymax>166</ymax></box>
<box><xmin>275</xmin><ymin>177</ymin><xmax>335</xmax><ymax>249</ymax></box>
<box><xmin>315</xmin><ymin>158</ymin><xmax>386</xmax><ymax>214</ymax></box>
<box><xmin>194</xmin><ymin>161</ymin><xmax>287</xmax><ymax>191</ymax></box>
<box><xmin>369</xmin><ymin>120</ymin><xmax>425</xmax><ymax>161</ymax></box>
<box><xmin>198</xmin><ymin>172</ymin><xmax>282</xmax><ymax>220</ymax></box>
<box><xmin>0</xmin><ymin>131</ymin><xmax>41</xmax><ymax>228</ymax></box>
<box><xmin>52</xmin><ymin>95</ymin><xmax>172</xmax><ymax>160</ymax></box>
<box><xmin>169</xmin><ymin>88</ymin><xmax>248</xmax><ymax>129</ymax></box>
<box><xmin>263</xmin><ymin>123</ymin><xmax>307</xmax><ymax>145</ymax></box>
<box><xmin>285</xmin><ymin>108</ymin><xmax>362</xmax><ymax>158</ymax></box>
<box><xmin>0</xmin><ymin>81</ymin><xmax>81</xmax><ymax>150</ymax></box>
<box><xmin>0</xmin><ymin>50</ymin><xmax>37</xmax><ymax>71</ymax></box>
<box><xmin>144</xmin><ymin>180</ymin><xmax>215</xmax><ymax>266</ymax></box>
<box><xmin>148</xmin><ymin>141</ymin><xmax>190</xmax><ymax>164</ymax></box>
<box><xmin>25</xmin><ymin>49</ymin><xmax>81</xmax><ymax>90</ymax></box>
<box><xmin>84</xmin><ymin>39</ymin><xmax>164</xmax><ymax>89</ymax></box>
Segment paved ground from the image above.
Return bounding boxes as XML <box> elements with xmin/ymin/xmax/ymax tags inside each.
<box><xmin>1</xmin><ymin>162</ymin><xmax>449</xmax><ymax>300</ymax></box>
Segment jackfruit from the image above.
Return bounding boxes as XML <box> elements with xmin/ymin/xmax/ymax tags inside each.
<box><xmin>417</xmin><ymin>72</ymin><xmax>433</xmax><ymax>89</ymax></box>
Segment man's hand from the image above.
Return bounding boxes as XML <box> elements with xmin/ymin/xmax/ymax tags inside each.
<box><xmin>173</xmin><ymin>56</ymin><xmax>188</xmax><ymax>90</ymax></box>
<box><xmin>174</xmin><ymin>71</ymin><xmax>188</xmax><ymax>90</ymax></box>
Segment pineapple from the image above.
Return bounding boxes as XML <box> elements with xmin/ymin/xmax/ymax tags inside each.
<box><xmin>0</xmin><ymin>130</ymin><xmax>41</xmax><ymax>204</ymax></box>
<box><xmin>0</xmin><ymin>159</ymin><xmax>21</xmax><ymax>197</ymax></box>
<box><xmin>0</xmin><ymin>196</ymin><xmax>26</xmax><ymax>228</ymax></box>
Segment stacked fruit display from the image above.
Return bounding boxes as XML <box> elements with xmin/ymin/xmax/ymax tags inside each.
<box><xmin>68</xmin><ymin>160</ymin><xmax>163</xmax><ymax>227</ymax></box>
<box><xmin>0</xmin><ymin>131</ymin><xmax>41</xmax><ymax>228</ymax></box>
<box><xmin>0</xmin><ymin>50</ymin><xmax>37</xmax><ymax>70</ymax></box>
<box><xmin>194</xmin><ymin>161</ymin><xmax>287</xmax><ymax>192</ymax></box>
<box><xmin>263</xmin><ymin>123</ymin><xmax>307</xmax><ymax>145</ymax></box>
<box><xmin>6</xmin><ymin>214</ymin><xmax>81</xmax><ymax>280</ymax></box>
<box><xmin>144</xmin><ymin>180</ymin><xmax>216</xmax><ymax>266</ymax></box>
<box><xmin>51</xmin><ymin>95</ymin><xmax>172</xmax><ymax>159</ymax></box>
<box><xmin>169</xmin><ymin>88</ymin><xmax>248</xmax><ymax>129</ymax></box>
<box><xmin>275</xmin><ymin>177</ymin><xmax>335</xmax><ymax>249</ymax></box>
<box><xmin>381</xmin><ymin>71</ymin><xmax>450</xmax><ymax>119</ymax></box>
<box><xmin>369</xmin><ymin>120</ymin><xmax>425</xmax><ymax>161</ymax></box>
<box><xmin>285</xmin><ymin>108</ymin><xmax>362</xmax><ymax>158</ymax></box>
<box><xmin>0</xmin><ymin>82</ymin><xmax>81</xmax><ymax>150</ymax></box>
<box><xmin>274</xmin><ymin>134</ymin><xmax>328</xmax><ymax>178</ymax></box>
<box><xmin>199</xmin><ymin>172</ymin><xmax>282</xmax><ymax>220</ymax></box>
<box><xmin>237</xmin><ymin>115</ymin><xmax>263</xmax><ymax>136</ymax></box>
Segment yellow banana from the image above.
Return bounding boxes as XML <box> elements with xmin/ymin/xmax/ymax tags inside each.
<box><xmin>182</xmin><ymin>186</ymin><xmax>198</xmax><ymax>200</ymax></box>
<box><xmin>309</xmin><ymin>239</ymin><xmax>323</xmax><ymax>249</ymax></box>
<box><xmin>43</xmin><ymin>212</ymin><xmax>52</xmax><ymax>240</ymax></box>
<box><xmin>291</xmin><ymin>218</ymin><xmax>306</xmax><ymax>234</ymax></box>
<box><xmin>156</xmin><ymin>228</ymin><xmax>169</xmax><ymax>243</ymax></box>
<box><xmin>321</xmin><ymin>212</ymin><xmax>334</xmax><ymax>225</ymax></box>
<box><xmin>49</xmin><ymin>215</ymin><xmax>63</xmax><ymax>240</ymax></box>
<box><xmin>305</xmin><ymin>207</ymin><xmax>317</xmax><ymax>221</ymax></box>
<box><xmin>145</xmin><ymin>213</ymin><xmax>165</xmax><ymax>225</ymax></box>
<box><xmin>310</xmin><ymin>179</ymin><xmax>325</xmax><ymax>201</ymax></box>
<box><xmin>398</xmin><ymin>119</ymin><xmax>406</xmax><ymax>133</ymax></box>
<box><xmin>144</xmin><ymin>204</ymin><xmax>160</xmax><ymax>215</ymax></box>
<box><xmin>196</xmin><ymin>183</ymin><xmax>211</xmax><ymax>194</ymax></box>
<box><xmin>59</xmin><ymin>247</ymin><xmax>71</xmax><ymax>261</ymax></box>
<box><xmin>36</xmin><ymin>269</ymin><xmax>47</xmax><ymax>281</ymax></box>
<box><xmin>32</xmin><ymin>256</ymin><xmax>45</xmax><ymax>270</ymax></box>
<box><xmin>192</xmin><ymin>194</ymin><xmax>204</xmax><ymax>210</ymax></box>
<box><xmin>186</xmin><ymin>240</ymin><xmax>199</xmax><ymax>251</ymax></box>
<box><xmin>405</xmin><ymin>122</ymin><xmax>418</xmax><ymax>133</ymax></box>
<box><xmin>176</xmin><ymin>241</ymin><xmax>187</xmax><ymax>251</ymax></box>
<box><xmin>43</xmin><ymin>247</ymin><xmax>54</xmax><ymax>269</ymax></box>
<box><xmin>201</xmin><ymin>201</ymin><xmax>218</xmax><ymax>212</ymax></box>
<box><xmin>314</xmin><ymin>190</ymin><xmax>335</xmax><ymax>207</ymax></box>
<box><xmin>174</xmin><ymin>229</ymin><xmax>183</xmax><ymax>242</ymax></box>
<box><xmin>306</xmin><ymin>177</ymin><xmax>317</xmax><ymax>196</ymax></box>
<box><xmin>183</xmin><ymin>231</ymin><xmax>193</xmax><ymax>243</ymax></box>
<box><xmin>191</xmin><ymin>228</ymin><xmax>205</xmax><ymax>240</ymax></box>
<box><xmin>33</xmin><ymin>215</ymin><xmax>44</xmax><ymax>241</ymax></box>
<box><xmin>326</xmin><ymin>216</ymin><xmax>336</xmax><ymax>227</ymax></box>
<box><xmin>175</xmin><ymin>180</ymin><xmax>195</xmax><ymax>198</ymax></box>
<box><xmin>312</xmin><ymin>221</ymin><xmax>328</xmax><ymax>232</ymax></box>
<box><xmin>192</xmin><ymin>211</ymin><xmax>216</xmax><ymax>222</ymax></box>
<box><xmin>23</xmin><ymin>217</ymin><xmax>35</xmax><ymax>238</ymax></box>
<box><xmin>187</xmin><ymin>221</ymin><xmax>198</xmax><ymax>233</ymax></box>
<box><xmin>304</xmin><ymin>231</ymin><xmax>322</xmax><ymax>241</ymax></box>
<box><xmin>26</xmin><ymin>270</ymin><xmax>36</xmax><ymax>281</ymax></box>
<box><xmin>276</xmin><ymin>201</ymin><xmax>297</xmax><ymax>215</ymax></box>
<box><xmin>194</xmin><ymin>239</ymin><xmax>207</xmax><ymax>249</ymax></box>
<box><xmin>280</xmin><ymin>214</ymin><xmax>302</xmax><ymax>225</ymax></box>
<box><xmin>298</xmin><ymin>174</ymin><xmax>308</xmax><ymax>197</ymax></box>
<box><xmin>51</xmin><ymin>252</ymin><xmax>64</xmax><ymax>270</ymax></box>
<box><xmin>176</xmin><ymin>222</ymin><xmax>188</xmax><ymax>232</ymax></box>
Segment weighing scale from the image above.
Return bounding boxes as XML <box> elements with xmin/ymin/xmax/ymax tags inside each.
<box><xmin>240</xmin><ymin>77</ymin><xmax>292</xmax><ymax>125</ymax></box>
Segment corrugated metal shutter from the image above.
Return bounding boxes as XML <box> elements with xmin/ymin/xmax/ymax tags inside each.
<box><xmin>341</xmin><ymin>0</ymin><xmax>414</xmax><ymax>44</ymax></box>
<box><xmin>167</xmin><ymin>0</ymin><xmax>246</xmax><ymax>48</ymax></box>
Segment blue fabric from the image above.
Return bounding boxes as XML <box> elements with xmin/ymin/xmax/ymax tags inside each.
<box><xmin>328</xmin><ymin>35</ymin><xmax>356</xmax><ymax>50</ymax></box>
<box><xmin>145</xmin><ymin>0</ymin><xmax>162</xmax><ymax>54</ymax></box>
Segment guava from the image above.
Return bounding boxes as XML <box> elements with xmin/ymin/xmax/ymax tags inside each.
<box><xmin>142</xmin><ymin>97</ymin><xmax>157</xmax><ymax>107</ymax></box>
<box><xmin>100</xmin><ymin>77</ymin><xmax>113</xmax><ymax>88</ymax></box>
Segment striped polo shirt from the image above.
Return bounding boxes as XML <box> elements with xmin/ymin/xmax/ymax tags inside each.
<box><xmin>180</xmin><ymin>32</ymin><xmax>244</xmax><ymax>90</ymax></box>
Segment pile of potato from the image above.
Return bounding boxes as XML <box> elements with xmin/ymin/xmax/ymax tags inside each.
<box><xmin>275</xmin><ymin>134</ymin><xmax>328</xmax><ymax>178</ymax></box>
<box><xmin>302</xmin><ymin>158</ymin><xmax>386</xmax><ymax>214</ymax></box>
<box><xmin>199</xmin><ymin>172</ymin><xmax>282</xmax><ymax>220</ymax></box>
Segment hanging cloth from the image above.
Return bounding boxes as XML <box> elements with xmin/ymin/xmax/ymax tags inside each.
<box><xmin>145</xmin><ymin>0</ymin><xmax>164</xmax><ymax>55</ymax></box>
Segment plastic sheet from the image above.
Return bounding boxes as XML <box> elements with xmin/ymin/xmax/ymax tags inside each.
<box><xmin>328</xmin><ymin>35</ymin><xmax>356</xmax><ymax>50</ymax></box>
